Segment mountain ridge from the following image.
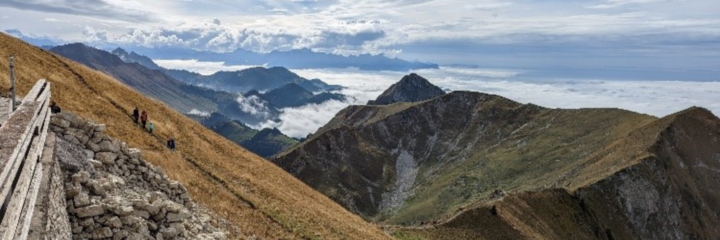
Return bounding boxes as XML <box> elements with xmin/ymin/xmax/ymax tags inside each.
<box><xmin>50</xmin><ymin>43</ymin><xmax>217</xmax><ymax>114</ymax></box>
<box><xmin>274</xmin><ymin>75</ymin><xmax>663</xmax><ymax>224</ymax></box>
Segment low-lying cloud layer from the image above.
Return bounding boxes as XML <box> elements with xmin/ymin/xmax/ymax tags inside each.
<box><xmin>279</xmin><ymin>67</ymin><xmax>720</xmax><ymax>138</ymax></box>
<box><xmin>255</xmin><ymin>100</ymin><xmax>354</xmax><ymax>138</ymax></box>
<box><xmin>160</xmin><ymin>60</ymin><xmax>720</xmax><ymax>139</ymax></box>
<box><xmin>154</xmin><ymin>59</ymin><xmax>261</xmax><ymax>75</ymax></box>
<box><xmin>236</xmin><ymin>94</ymin><xmax>272</xmax><ymax>118</ymax></box>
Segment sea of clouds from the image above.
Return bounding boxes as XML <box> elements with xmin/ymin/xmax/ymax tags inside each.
<box><xmin>156</xmin><ymin>60</ymin><xmax>720</xmax><ymax>138</ymax></box>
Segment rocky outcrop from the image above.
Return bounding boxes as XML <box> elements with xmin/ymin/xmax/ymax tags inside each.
<box><xmin>49</xmin><ymin>112</ymin><xmax>228</xmax><ymax>239</ymax></box>
<box><xmin>367</xmin><ymin>73</ymin><xmax>445</xmax><ymax>105</ymax></box>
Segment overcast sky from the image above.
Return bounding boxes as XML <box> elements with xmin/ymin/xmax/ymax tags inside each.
<box><xmin>1</xmin><ymin>0</ymin><xmax>719</xmax><ymax>78</ymax></box>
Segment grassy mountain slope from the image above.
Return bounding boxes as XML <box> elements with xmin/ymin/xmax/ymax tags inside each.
<box><xmin>0</xmin><ymin>33</ymin><xmax>389</xmax><ymax>239</ymax></box>
<box><xmin>395</xmin><ymin>107</ymin><xmax>720</xmax><ymax>239</ymax></box>
<box><xmin>275</xmin><ymin>91</ymin><xmax>656</xmax><ymax>224</ymax></box>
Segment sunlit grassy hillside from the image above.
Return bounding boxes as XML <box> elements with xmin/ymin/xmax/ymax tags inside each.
<box><xmin>0</xmin><ymin>32</ymin><xmax>390</xmax><ymax>240</ymax></box>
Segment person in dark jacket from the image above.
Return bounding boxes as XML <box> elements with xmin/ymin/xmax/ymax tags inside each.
<box><xmin>50</xmin><ymin>101</ymin><xmax>61</xmax><ymax>113</ymax></box>
<box><xmin>167</xmin><ymin>137</ymin><xmax>176</xmax><ymax>151</ymax></box>
<box><xmin>140</xmin><ymin>110</ymin><xmax>148</xmax><ymax>128</ymax></box>
<box><xmin>132</xmin><ymin>107</ymin><xmax>139</xmax><ymax>124</ymax></box>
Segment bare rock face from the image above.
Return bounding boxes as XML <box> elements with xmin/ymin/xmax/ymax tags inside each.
<box><xmin>367</xmin><ymin>73</ymin><xmax>445</xmax><ymax>105</ymax></box>
<box><xmin>51</xmin><ymin>112</ymin><xmax>228</xmax><ymax>239</ymax></box>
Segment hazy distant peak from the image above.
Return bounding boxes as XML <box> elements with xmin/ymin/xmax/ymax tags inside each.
<box><xmin>111</xmin><ymin>47</ymin><xmax>128</xmax><ymax>56</ymax></box>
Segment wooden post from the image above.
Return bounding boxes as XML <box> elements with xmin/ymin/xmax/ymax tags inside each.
<box><xmin>9</xmin><ymin>56</ymin><xmax>15</xmax><ymax>111</ymax></box>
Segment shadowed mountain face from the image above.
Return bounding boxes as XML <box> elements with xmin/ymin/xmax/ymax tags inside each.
<box><xmin>368</xmin><ymin>73</ymin><xmax>446</xmax><ymax>105</ymax></box>
<box><xmin>275</xmin><ymin>73</ymin><xmax>720</xmax><ymax>239</ymax></box>
<box><xmin>191</xmin><ymin>113</ymin><xmax>299</xmax><ymax>158</ymax></box>
<box><xmin>252</xmin><ymin>83</ymin><xmax>346</xmax><ymax>108</ymax></box>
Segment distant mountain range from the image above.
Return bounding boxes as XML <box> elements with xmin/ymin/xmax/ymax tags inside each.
<box><xmin>49</xmin><ymin>43</ymin><xmax>218</xmax><ymax>114</ymax></box>
<box><xmin>122</xmin><ymin>46</ymin><xmax>439</xmax><ymax>71</ymax></box>
<box><xmin>50</xmin><ymin>43</ymin><xmax>340</xmax><ymax>157</ymax></box>
<box><xmin>5</xmin><ymin>29</ymin><xmax>437</xmax><ymax>71</ymax></box>
<box><xmin>165</xmin><ymin>66</ymin><xmax>343</xmax><ymax>94</ymax></box>
<box><xmin>111</xmin><ymin>47</ymin><xmax>162</xmax><ymax>70</ymax></box>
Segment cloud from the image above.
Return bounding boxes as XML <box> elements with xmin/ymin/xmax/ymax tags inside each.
<box><xmin>236</xmin><ymin>95</ymin><xmax>272</xmax><ymax>118</ymax></box>
<box><xmin>187</xmin><ymin>108</ymin><xmax>211</xmax><ymax>117</ymax></box>
<box><xmin>0</xmin><ymin>0</ymin><xmax>156</xmax><ymax>22</ymax></box>
<box><xmin>292</xmin><ymin>67</ymin><xmax>720</xmax><ymax>128</ymax></box>
<box><xmin>104</xmin><ymin>21</ymin><xmax>387</xmax><ymax>54</ymax></box>
<box><xmin>587</xmin><ymin>0</ymin><xmax>668</xmax><ymax>9</ymax></box>
<box><xmin>154</xmin><ymin>59</ymin><xmax>261</xmax><ymax>75</ymax></box>
<box><xmin>213</xmin><ymin>18</ymin><xmax>221</xmax><ymax>25</ymax></box>
<box><xmin>256</xmin><ymin>99</ymin><xmax>353</xmax><ymax>138</ymax></box>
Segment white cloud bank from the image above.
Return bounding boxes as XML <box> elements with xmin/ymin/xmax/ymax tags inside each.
<box><xmin>154</xmin><ymin>59</ymin><xmax>261</xmax><ymax>75</ymax></box>
<box><xmin>187</xmin><ymin>108</ymin><xmax>211</xmax><ymax>117</ymax></box>
<box><xmin>256</xmin><ymin>100</ymin><xmax>353</xmax><ymax>138</ymax></box>
<box><xmin>281</xmin><ymin>67</ymin><xmax>720</xmax><ymax>138</ymax></box>
<box><xmin>236</xmin><ymin>94</ymin><xmax>272</xmax><ymax>118</ymax></box>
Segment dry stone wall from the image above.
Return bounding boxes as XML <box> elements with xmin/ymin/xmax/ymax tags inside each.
<box><xmin>49</xmin><ymin>112</ymin><xmax>228</xmax><ymax>239</ymax></box>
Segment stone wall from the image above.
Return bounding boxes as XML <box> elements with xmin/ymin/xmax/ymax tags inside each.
<box><xmin>49</xmin><ymin>112</ymin><xmax>228</xmax><ymax>239</ymax></box>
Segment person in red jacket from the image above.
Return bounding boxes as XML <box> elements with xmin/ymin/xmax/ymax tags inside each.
<box><xmin>140</xmin><ymin>110</ymin><xmax>148</xmax><ymax>129</ymax></box>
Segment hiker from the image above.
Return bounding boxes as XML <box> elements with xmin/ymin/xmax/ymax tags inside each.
<box><xmin>148</xmin><ymin>121</ymin><xmax>154</xmax><ymax>134</ymax></box>
<box><xmin>167</xmin><ymin>137</ymin><xmax>176</xmax><ymax>151</ymax></box>
<box><xmin>50</xmin><ymin>101</ymin><xmax>61</xmax><ymax>113</ymax></box>
<box><xmin>132</xmin><ymin>107</ymin><xmax>139</xmax><ymax>124</ymax></box>
<box><xmin>140</xmin><ymin>110</ymin><xmax>148</xmax><ymax>128</ymax></box>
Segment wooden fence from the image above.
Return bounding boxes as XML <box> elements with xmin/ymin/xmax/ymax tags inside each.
<box><xmin>0</xmin><ymin>80</ymin><xmax>51</xmax><ymax>239</ymax></box>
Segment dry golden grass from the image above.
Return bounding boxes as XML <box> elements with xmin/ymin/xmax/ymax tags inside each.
<box><xmin>0</xmin><ymin>33</ymin><xmax>391</xmax><ymax>240</ymax></box>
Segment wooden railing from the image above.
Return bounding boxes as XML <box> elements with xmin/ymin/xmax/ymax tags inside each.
<box><xmin>0</xmin><ymin>80</ymin><xmax>51</xmax><ymax>239</ymax></box>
